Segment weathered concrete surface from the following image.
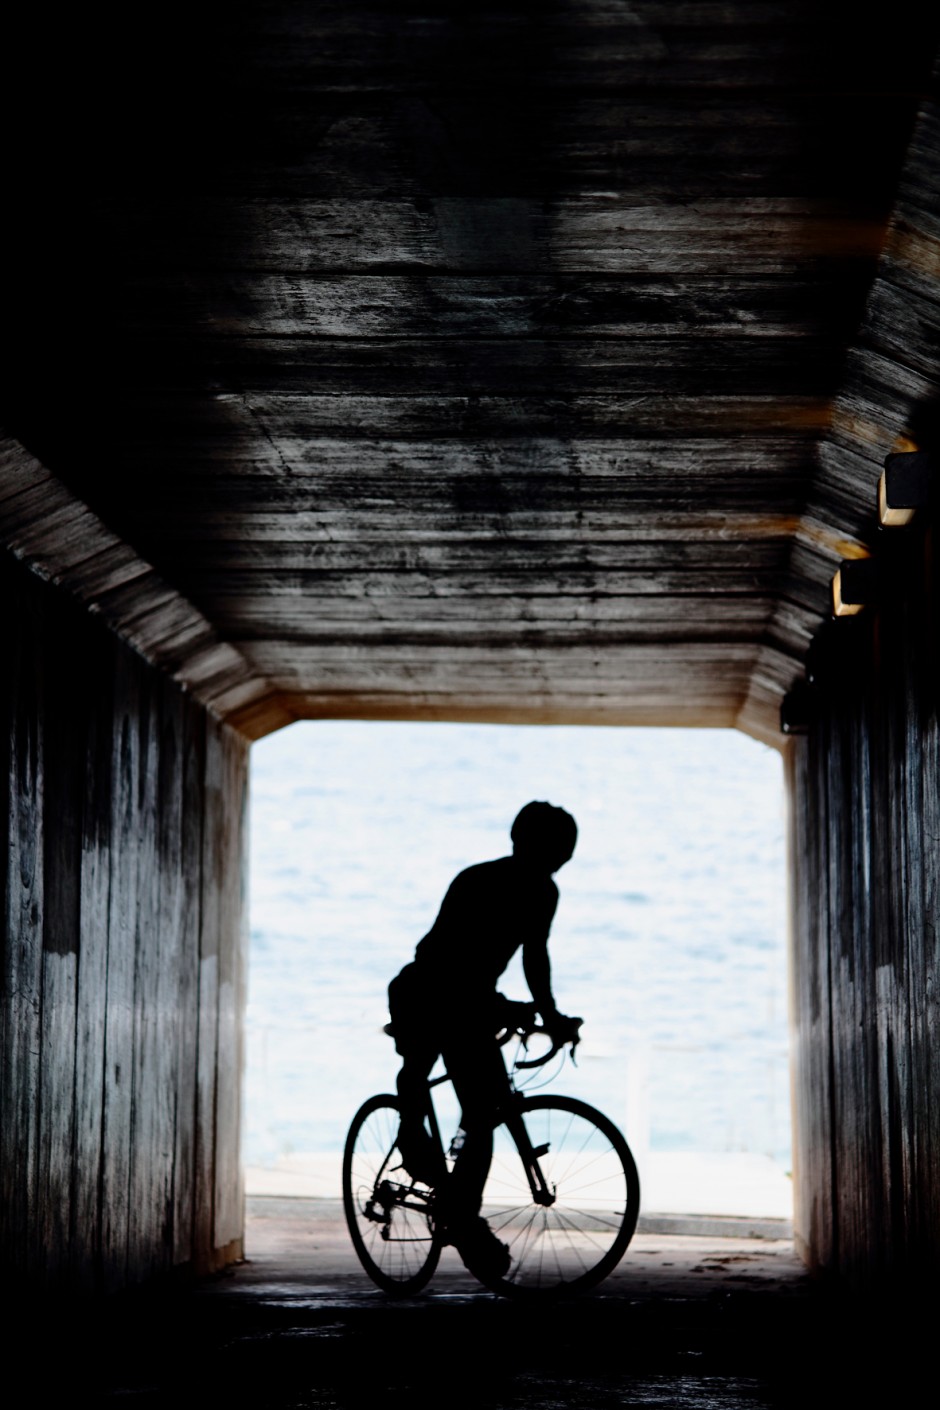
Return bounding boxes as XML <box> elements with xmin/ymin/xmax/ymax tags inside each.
<box><xmin>0</xmin><ymin>548</ymin><xmax>250</xmax><ymax>1291</ymax></box>
<box><xmin>5</xmin><ymin>5</ymin><xmax>940</xmax><ymax>743</ymax></box>
<box><xmin>4</xmin><ymin>2</ymin><xmax>940</xmax><ymax>1305</ymax></box>
<box><xmin>27</xmin><ymin>1197</ymin><xmax>933</xmax><ymax>1408</ymax></box>
<box><xmin>789</xmin><ymin>518</ymin><xmax>940</xmax><ymax>1284</ymax></box>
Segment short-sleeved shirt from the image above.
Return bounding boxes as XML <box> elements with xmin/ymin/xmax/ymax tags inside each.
<box><xmin>412</xmin><ymin>855</ymin><xmax>558</xmax><ymax>1003</ymax></box>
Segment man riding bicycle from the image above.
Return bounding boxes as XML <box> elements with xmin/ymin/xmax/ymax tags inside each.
<box><xmin>387</xmin><ymin>800</ymin><xmax>582</xmax><ymax>1280</ymax></box>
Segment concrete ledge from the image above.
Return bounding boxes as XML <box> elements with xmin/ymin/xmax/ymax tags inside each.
<box><xmin>637</xmin><ymin>1212</ymin><xmax>793</xmax><ymax>1241</ymax></box>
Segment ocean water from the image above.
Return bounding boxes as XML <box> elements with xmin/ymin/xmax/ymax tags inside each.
<box><xmin>245</xmin><ymin>722</ymin><xmax>790</xmax><ymax>1173</ymax></box>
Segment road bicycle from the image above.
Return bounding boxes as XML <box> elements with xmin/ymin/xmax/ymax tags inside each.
<box><xmin>342</xmin><ymin>1021</ymin><xmax>640</xmax><ymax>1299</ymax></box>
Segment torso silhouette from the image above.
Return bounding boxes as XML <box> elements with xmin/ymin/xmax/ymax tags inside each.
<box><xmin>412</xmin><ymin>855</ymin><xmax>557</xmax><ymax>1008</ymax></box>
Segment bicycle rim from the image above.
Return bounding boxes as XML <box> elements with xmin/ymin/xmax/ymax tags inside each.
<box><xmin>481</xmin><ymin>1095</ymin><xmax>639</xmax><ymax>1298</ymax></box>
<box><xmin>342</xmin><ymin>1094</ymin><xmax>441</xmax><ymax>1295</ymax></box>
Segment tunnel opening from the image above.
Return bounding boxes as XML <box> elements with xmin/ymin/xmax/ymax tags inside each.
<box><xmin>244</xmin><ymin>719</ymin><xmax>792</xmax><ymax>1272</ymax></box>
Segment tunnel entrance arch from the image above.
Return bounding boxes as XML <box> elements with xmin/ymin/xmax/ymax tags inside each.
<box><xmin>243</xmin><ymin>720</ymin><xmax>791</xmax><ymax>1231</ymax></box>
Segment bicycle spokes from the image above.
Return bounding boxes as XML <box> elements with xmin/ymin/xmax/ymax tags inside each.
<box><xmin>481</xmin><ymin>1097</ymin><xmax>639</xmax><ymax>1294</ymax></box>
<box><xmin>344</xmin><ymin>1096</ymin><xmax>442</xmax><ymax>1293</ymax></box>
<box><xmin>344</xmin><ymin>1091</ymin><xmax>638</xmax><ymax>1299</ymax></box>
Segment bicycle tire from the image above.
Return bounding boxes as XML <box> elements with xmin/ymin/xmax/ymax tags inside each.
<box><xmin>342</xmin><ymin>1093</ymin><xmax>441</xmax><ymax>1296</ymax></box>
<box><xmin>479</xmin><ymin>1094</ymin><xmax>639</xmax><ymax>1299</ymax></box>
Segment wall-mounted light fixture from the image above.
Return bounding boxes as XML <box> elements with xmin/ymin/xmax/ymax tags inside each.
<box><xmin>878</xmin><ymin>450</ymin><xmax>935</xmax><ymax>527</ymax></box>
<box><xmin>780</xmin><ymin>680</ymin><xmax>816</xmax><ymax>735</ymax></box>
<box><xmin>832</xmin><ymin>557</ymin><xmax>879</xmax><ymax>617</ymax></box>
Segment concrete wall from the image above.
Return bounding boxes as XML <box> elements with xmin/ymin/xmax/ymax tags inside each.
<box><xmin>0</xmin><ymin>549</ymin><xmax>249</xmax><ymax>1291</ymax></box>
<box><xmin>7</xmin><ymin>447</ymin><xmax>940</xmax><ymax>1294</ymax></box>
<box><xmin>788</xmin><ymin>527</ymin><xmax>940</xmax><ymax>1284</ymax></box>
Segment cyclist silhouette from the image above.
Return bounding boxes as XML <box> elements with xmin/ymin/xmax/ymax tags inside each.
<box><xmin>387</xmin><ymin>800</ymin><xmax>582</xmax><ymax>1279</ymax></box>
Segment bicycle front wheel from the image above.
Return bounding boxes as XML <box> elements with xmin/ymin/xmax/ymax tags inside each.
<box><xmin>342</xmin><ymin>1094</ymin><xmax>441</xmax><ymax>1296</ymax></box>
<box><xmin>481</xmin><ymin>1095</ymin><xmax>639</xmax><ymax>1298</ymax></box>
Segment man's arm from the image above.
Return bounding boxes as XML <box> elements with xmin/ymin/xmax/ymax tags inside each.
<box><xmin>523</xmin><ymin>940</ymin><xmax>582</xmax><ymax>1042</ymax></box>
<box><xmin>522</xmin><ymin>889</ymin><xmax>582</xmax><ymax>1041</ymax></box>
<box><xmin>522</xmin><ymin>936</ymin><xmax>557</xmax><ymax>1020</ymax></box>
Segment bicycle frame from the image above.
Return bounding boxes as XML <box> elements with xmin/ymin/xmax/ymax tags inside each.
<box><xmin>425</xmin><ymin>1061</ymin><xmax>555</xmax><ymax>1208</ymax></box>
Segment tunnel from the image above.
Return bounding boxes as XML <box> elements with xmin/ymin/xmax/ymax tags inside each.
<box><xmin>3</xmin><ymin>2</ymin><xmax>940</xmax><ymax>1364</ymax></box>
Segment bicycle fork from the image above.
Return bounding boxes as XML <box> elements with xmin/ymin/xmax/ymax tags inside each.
<box><xmin>502</xmin><ymin>1104</ymin><xmax>556</xmax><ymax>1207</ymax></box>
<box><xmin>421</xmin><ymin>1083</ymin><xmax>556</xmax><ymax>1211</ymax></box>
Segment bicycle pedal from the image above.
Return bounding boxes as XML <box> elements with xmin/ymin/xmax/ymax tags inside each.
<box><xmin>532</xmin><ymin>1142</ymin><xmax>550</xmax><ymax>1158</ymax></box>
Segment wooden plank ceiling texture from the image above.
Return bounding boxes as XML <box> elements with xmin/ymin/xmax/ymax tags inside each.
<box><xmin>4</xmin><ymin>3</ymin><xmax>940</xmax><ymax>741</ymax></box>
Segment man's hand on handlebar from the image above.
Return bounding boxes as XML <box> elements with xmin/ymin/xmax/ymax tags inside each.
<box><xmin>509</xmin><ymin>1007</ymin><xmax>584</xmax><ymax>1069</ymax></box>
<box><xmin>494</xmin><ymin>995</ymin><xmax>584</xmax><ymax>1051</ymax></box>
<box><xmin>541</xmin><ymin>1010</ymin><xmax>583</xmax><ymax>1047</ymax></box>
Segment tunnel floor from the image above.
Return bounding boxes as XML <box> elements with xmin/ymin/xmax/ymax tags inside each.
<box><xmin>50</xmin><ymin>1198</ymin><xmax>930</xmax><ymax>1408</ymax></box>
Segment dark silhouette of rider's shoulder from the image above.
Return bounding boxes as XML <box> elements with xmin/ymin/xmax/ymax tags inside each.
<box><xmin>414</xmin><ymin>852</ymin><xmax>558</xmax><ymax>982</ymax></box>
<box><xmin>436</xmin><ymin>854</ymin><xmax>559</xmax><ymax>910</ymax></box>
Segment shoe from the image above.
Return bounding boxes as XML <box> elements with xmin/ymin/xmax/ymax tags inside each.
<box><xmin>451</xmin><ymin>1216</ymin><xmax>512</xmax><ymax>1281</ymax></box>
<box><xmin>396</xmin><ymin>1125</ymin><xmax>441</xmax><ymax>1186</ymax></box>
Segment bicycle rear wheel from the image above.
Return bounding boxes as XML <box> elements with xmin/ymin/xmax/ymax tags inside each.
<box><xmin>480</xmin><ymin>1094</ymin><xmax>639</xmax><ymax>1298</ymax></box>
<box><xmin>342</xmin><ymin>1094</ymin><xmax>441</xmax><ymax>1296</ymax></box>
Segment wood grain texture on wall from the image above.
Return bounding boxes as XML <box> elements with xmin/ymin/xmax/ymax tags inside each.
<box><xmin>788</xmin><ymin>527</ymin><xmax>940</xmax><ymax>1284</ymax></box>
<box><xmin>756</xmin><ymin>68</ymin><xmax>940</xmax><ymax>741</ymax></box>
<box><xmin>4</xmin><ymin>3</ymin><xmax>938</xmax><ymax>746</ymax></box>
<box><xmin>0</xmin><ymin>549</ymin><xmax>249</xmax><ymax>1291</ymax></box>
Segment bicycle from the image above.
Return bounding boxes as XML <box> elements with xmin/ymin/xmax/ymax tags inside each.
<box><xmin>342</xmin><ymin>1020</ymin><xmax>640</xmax><ymax>1299</ymax></box>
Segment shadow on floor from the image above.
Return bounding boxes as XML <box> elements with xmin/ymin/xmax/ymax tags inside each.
<box><xmin>31</xmin><ymin>1197</ymin><xmax>934</xmax><ymax>1408</ymax></box>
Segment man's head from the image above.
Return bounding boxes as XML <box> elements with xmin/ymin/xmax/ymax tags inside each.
<box><xmin>511</xmin><ymin>801</ymin><xmax>577</xmax><ymax>874</ymax></box>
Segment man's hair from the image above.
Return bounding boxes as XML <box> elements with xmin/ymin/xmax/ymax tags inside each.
<box><xmin>511</xmin><ymin>801</ymin><xmax>577</xmax><ymax>869</ymax></box>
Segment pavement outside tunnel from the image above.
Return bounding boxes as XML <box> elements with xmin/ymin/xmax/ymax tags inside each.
<box><xmin>240</xmin><ymin>1195</ymin><xmax>803</xmax><ymax>1301</ymax></box>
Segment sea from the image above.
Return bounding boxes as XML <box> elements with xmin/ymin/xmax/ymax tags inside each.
<box><xmin>245</xmin><ymin>721</ymin><xmax>791</xmax><ymax>1185</ymax></box>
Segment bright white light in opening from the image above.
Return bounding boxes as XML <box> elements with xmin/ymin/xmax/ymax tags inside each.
<box><xmin>245</xmin><ymin>722</ymin><xmax>789</xmax><ymax>1214</ymax></box>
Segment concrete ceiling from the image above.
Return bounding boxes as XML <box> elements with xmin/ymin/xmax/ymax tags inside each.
<box><xmin>4</xmin><ymin>3</ymin><xmax>940</xmax><ymax>742</ymax></box>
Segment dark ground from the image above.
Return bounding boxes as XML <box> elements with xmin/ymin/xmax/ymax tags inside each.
<box><xmin>34</xmin><ymin>1198</ymin><xmax>934</xmax><ymax>1408</ymax></box>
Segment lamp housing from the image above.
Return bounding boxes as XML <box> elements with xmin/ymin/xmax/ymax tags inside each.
<box><xmin>878</xmin><ymin>450</ymin><xmax>935</xmax><ymax>527</ymax></box>
<box><xmin>780</xmin><ymin>681</ymin><xmax>817</xmax><ymax>736</ymax></box>
<box><xmin>832</xmin><ymin>558</ymin><xmax>879</xmax><ymax>617</ymax></box>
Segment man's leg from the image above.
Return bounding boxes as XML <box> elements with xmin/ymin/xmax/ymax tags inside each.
<box><xmin>388</xmin><ymin>964</ymin><xmax>446</xmax><ymax>1185</ymax></box>
<box><xmin>439</xmin><ymin>1031</ymin><xmax>512</xmax><ymax>1275</ymax></box>
<box><xmin>395</xmin><ymin>1045</ymin><xmax>446</xmax><ymax>1185</ymax></box>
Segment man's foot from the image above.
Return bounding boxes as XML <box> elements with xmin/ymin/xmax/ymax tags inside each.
<box><xmin>396</xmin><ymin>1125</ymin><xmax>441</xmax><ymax>1186</ymax></box>
<box><xmin>451</xmin><ymin>1216</ymin><xmax>512</xmax><ymax>1281</ymax></box>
